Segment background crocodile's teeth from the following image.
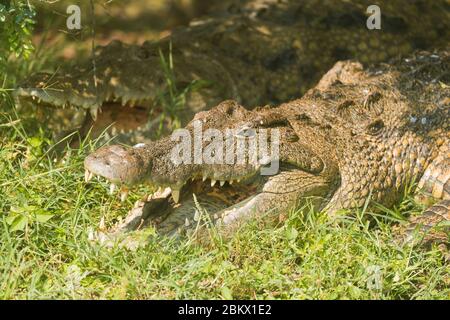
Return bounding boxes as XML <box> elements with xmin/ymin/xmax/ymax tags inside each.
<box><xmin>211</xmin><ymin>179</ymin><xmax>217</xmax><ymax>187</ymax></box>
<box><xmin>172</xmin><ymin>189</ymin><xmax>181</xmax><ymax>203</ymax></box>
<box><xmin>213</xmin><ymin>214</ymin><xmax>219</xmax><ymax>220</ymax></box>
<box><xmin>202</xmin><ymin>176</ymin><xmax>207</xmax><ymax>182</ymax></box>
<box><xmin>120</xmin><ymin>189</ymin><xmax>129</xmax><ymax>202</ymax></box>
<box><xmin>220</xmin><ymin>180</ymin><xmax>225</xmax><ymax>187</ymax></box>
<box><xmin>85</xmin><ymin>170</ymin><xmax>94</xmax><ymax>182</ymax></box>
<box><xmin>237</xmin><ymin>179</ymin><xmax>241</xmax><ymax>183</ymax></box>
<box><xmin>109</xmin><ymin>183</ymin><xmax>116</xmax><ymax>195</ymax></box>
<box><xmin>194</xmin><ymin>210</ymin><xmax>201</xmax><ymax>222</ymax></box>
<box><xmin>229</xmin><ymin>180</ymin><xmax>234</xmax><ymax>185</ymax></box>
<box><xmin>185</xmin><ymin>218</ymin><xmax>190</xmax><ymax>227</ymax></box>
<box><xmin>90</xmin><ymin>107</ymin><xmax>98</xmax><ymax>121</ymax></box>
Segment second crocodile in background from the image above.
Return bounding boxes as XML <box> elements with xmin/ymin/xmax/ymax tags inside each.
<box><xmin>15</xmin><ymin>0</ymin><xmax>450</xmax><ymax>144</ymax></box>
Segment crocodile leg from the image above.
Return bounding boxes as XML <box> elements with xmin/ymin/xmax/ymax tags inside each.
<box><xmin>399</xmin><ymin>148</ymin><xmax>450</xmax><ymax>247</ymax></box>
<box><xmin>211</xmin><ymin>170</ymin><xmax>335</xmax><ymax>236</ymax></box>
<box><xmin>402</xmin><ymin>200</ymin><xmax>450</xmax><ymax>246</ymax></box>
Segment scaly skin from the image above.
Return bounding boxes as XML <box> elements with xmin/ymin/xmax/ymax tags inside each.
<box><xmin>84</xmin><ymin>49</ymin><xmax>449</xmax><ymax>244</ymax></box>
<box><xmin>15</xmin><ymin>0</ymin><xmax>450</xmax><ymax>145</ymax></box>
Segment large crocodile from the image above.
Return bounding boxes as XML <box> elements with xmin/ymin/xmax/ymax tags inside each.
<box><xmin>84</xmin><ymin>49</ymin><xmax>449</xmax><ymax>245</ymax></box>
<box><xmin>15</xmin><ymin>0</ymin><xmax>450</xmax><ymax>144</ymax></box>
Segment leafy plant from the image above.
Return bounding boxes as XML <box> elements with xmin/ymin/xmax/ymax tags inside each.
<box><xmin>0</xmin><ymin>1</ymin><xmax>36</xmax><ymax>70</ymax></box>
<box><xmin>5</xmin><ymin>204</ymin><xmax>54</xmax><ymax>232</ymax></box>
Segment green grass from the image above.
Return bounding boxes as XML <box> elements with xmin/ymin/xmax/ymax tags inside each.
<box><xmin>0</xmin><ymin>107</ymin><xmax>449</xmax><ymax>299</ymax></box>
<box><xmin>154</xmin><ymin>43</ymin><xmax>211</xmax><ymax>136</ymax></box>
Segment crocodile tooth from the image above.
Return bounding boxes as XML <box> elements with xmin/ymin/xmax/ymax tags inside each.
<box><xmin>185</xmin><ymin>218</ymin><xmax>190</xmax><ymax>227</ymax></box>
<box><xmin>109</xmin><ymin>183</ymin><xmax>116</xmax><ymax>195</ymax></box>
<box><xmin>211</xmin><ymin>179</ymin><xmax>217</xmax><ymax>187</ymax></box>
<box><xmin>229</xmin><ymin>180</ymin><xmax>234</xmax><ymax>185</ymax></box>
<box><xmin>120</xmin><ymin>189</ymin><xmax>129</xmax><ymax>202</ymax></box>
<box><xmin>84</xmin><ymin>170</ymin><xmax>94</xmax><ymax>182</ymax></box>
<box><xmin>213</xmin><ymin>214</ymin><xmax>219</xmax><ymax>220</ymax></box>
<box><xmin>172</xmin><ymin>189</ymin><xmax>181</xmax><ymax>203</ymax></box>
<box><xmin>111</xmin><ymin>127</ymin><xmax>118</xmax><ymax>135</ymax></box>
<box><xmin>220</xmin><ymin>180</ymin><xmax>225</xmax><ymax>187</ymax></box>
<box><xmin>194</xmin><ymin>210</ymin><xmax>201</xmax><ymax>222</ymax></box>
<box><xmin>237</xmin><ymin>179</ymin><xmax>241</xmax><ymax>183</ymax></box>
<box><xmin>90</xmin><ymin>107</ymin><xmax>98</xmax><ymax>121</ymax></box>
<box><xmin>202</xmin><ymin>176</ymin><xmax>207</xmax><ymax>182</ymax></box>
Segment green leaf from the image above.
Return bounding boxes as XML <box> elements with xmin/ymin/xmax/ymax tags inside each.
<box><xmin>5</xmin><ymin>214</ymin><xmax>16</xmax><ymax>225</ymax></box>
<box><xmin>35</xmin><ymin>212</ymin><xmax>54</xmax><ymax>223</ymax></box>
<box><xmin>221</xmin><ymin>286</ymin><xmax>233</xmax><ymax>300</ymax></box>
<box><xmin>27</xmin><ymin>136</ymin><xmax>42</xmax><ymax>148</ymax></box>
<box><xmin>10</xmin><ymin>215</ymin><xmax>28</xmax><ymax>232</ymax></box>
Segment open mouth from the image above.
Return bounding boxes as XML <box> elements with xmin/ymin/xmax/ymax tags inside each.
<box><xmin>84</xmin><ymin>161</ymin><xmax>265</xmax><ymax>237</ymax></box>
<box><xmin>14</xmin><ymin>84</ymin><xmax>180</xmax><ymax>145</ymax></box>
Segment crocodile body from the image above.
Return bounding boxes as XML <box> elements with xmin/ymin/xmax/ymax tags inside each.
<box><xmin>84</xmin><ymin>49</ymin><xmax>449</xmax><ymax>244</ymax></box>
<box><xmin>15</xmin><ymin>0</ymin><xmax>450</xmax><ymax>144</ymax></box>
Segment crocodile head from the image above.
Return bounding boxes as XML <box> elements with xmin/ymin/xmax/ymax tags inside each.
<box><xmin>84</xmin><ymin>100</ymin><xmax>337</xmax><ymax>236</ymax></box>
<box><xmin>14</xmin><ymin>40</ymin><xmax>232</xmax><ymax>142</ymax></box>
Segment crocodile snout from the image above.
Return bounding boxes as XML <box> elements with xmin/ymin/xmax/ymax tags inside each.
<box><xmin>84</xmin><ymin>144</ymin><xmax>149</xmax><ymax>185</ymax></box>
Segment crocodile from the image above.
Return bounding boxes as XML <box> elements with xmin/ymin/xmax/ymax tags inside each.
<box><xmin>83</xmin><ymin>49</ymin><xmax>449</xmax><ymax>245</ymax></box>
<box><xmin>14</xmin><ymin>0</ymin><xmax>450</xmax><ymax>145</ymax></box>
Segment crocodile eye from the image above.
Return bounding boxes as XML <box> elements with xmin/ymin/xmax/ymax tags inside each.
<box><xmin>367</xmin><ymin>119</ymin><xmax>384</xmax><ymax>135</ymax></box>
